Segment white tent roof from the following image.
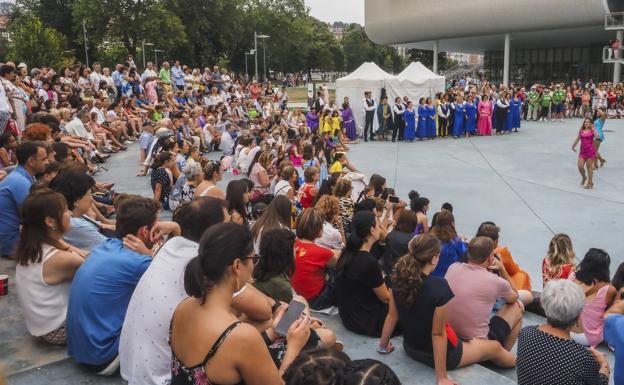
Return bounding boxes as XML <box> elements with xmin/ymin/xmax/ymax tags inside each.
<box><xmin>396</xmin><ymin>61</ymin><xmax>444</xmax><ymax>82</ymax></box>
<box><xmin>336</xmin><ymin>62</ymin><xmax>394</xmax><ymax>88</ymax></box>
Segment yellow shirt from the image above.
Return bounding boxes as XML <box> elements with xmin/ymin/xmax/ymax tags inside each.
<box><xmin>329</xmin><ymin>161</ymin><xmax>343</xmax><ymax>174</ymax></box>
<box><xmin>331</xmin><ymin>117</ymin><xmax>341</xmax><ymax>131</ymax></box>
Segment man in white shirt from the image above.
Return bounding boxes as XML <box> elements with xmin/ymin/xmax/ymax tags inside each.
<box><xmin>140</xmin><ymin>62</ymin><xmax>157</xmax><ymax>82</ymax></box>
<box><xmin>119</xmin><ymin>198</ymin><xmax>276</xmax><ymax>385</ymax></box>
<box><xmin>89</xmin><ymin>63</ymin><xmax>103</xmax><ymax>91</ymax></box>
<box><xmin>90</xmin><ymin>99</ymin><xmax>106</xmax><ymax>125</ymax></box>
<box><xmin>219</xmin><ymin>123</ymin><xmax>236</xmax><ymax>155</ymax></box>
<box><xmin>64</xmin><ymin>110</ymin><xmax>92</xmax><ymax>140</ymax></box>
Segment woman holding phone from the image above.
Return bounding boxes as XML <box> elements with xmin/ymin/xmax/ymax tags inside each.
<box><xmin>170</xmin><ymin>222</ymin><xmax>310</xmax><ymax>385</ymax></box>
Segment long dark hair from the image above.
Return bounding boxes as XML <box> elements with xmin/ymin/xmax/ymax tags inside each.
<box><xmin>151</xmin><ymin>151</ymin><xmax>173</xmax><ymax>170</ymax></box>
<box><xmin>392</xmin><ymin>234</ymin><xmax>441</xmax><ymax>307</ymax></box>
<box><xmin>253</xmin><ymin>228</ymin><xmax>296</xmax><ymax>281</ymax></box>
<box><xmin>251</xmin><ymin>194</ymin><xmax>291</xmax><ymax>239</ymax></box>
<box><xmin>336</xmin><ymin>210</ymin><xmax>376</xmax><ymax>273</ymax></box>
<box><xmin>575</xmin><ymin>248</ymin><xmax>611</xmax><ymax>285</ymax></box>
<box><xmin>16</xmin><ymin>190</ymin><xmax>68</xmax><ymax>266</ymax></box>
<box><xmin>184</xmin><ymin>222</ymin><xmax>253</xmax><ymax>303</ymax></box>
<box><xmin>226</xmin><ymin>179</ymin><xmax>249</xmax><ymax>225</ymax></box>
<box><xmin>430</xmin><ymin>211</ymin><xmax>457</xmax><ymax>242</ymax></box>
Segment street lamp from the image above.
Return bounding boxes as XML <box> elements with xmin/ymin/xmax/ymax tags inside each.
<box><xmin>245</xmin><ymin>50</ymin><xmax>255</xmax><ymax>79</ymax></box>
<box><xmin>154</xmin><ymin>49</ymin><xmax>164</xmax><ymax>68</ymax></box>
<box><xmin>142</xmin><ymin>41</ymin><xmax>154</xmax><ymax>70</ymax></box>
<box><xmin>254</xmin><ymin>32</ymin><xmax>269</xmax><ymax>81</ymax></box>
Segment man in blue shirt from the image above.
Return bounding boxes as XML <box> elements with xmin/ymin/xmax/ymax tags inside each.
<box><xmin>171</xmin><ymin>60</ymin><xmax>185</xmax><ymax>91</ymax></box>
<box><xmin>66</xmin><ymin>196</ymin><xmax>180</xmax><ymax>375</ymax></box>
<box><xmin>604</xmin><ymin>292</ymin><xmax>624</xmax><ymax>385</ymax></box>
<box><xmin>0</xmin><ymin>141</ymin><xmax>49</xmax><ymax>257</ymax></box>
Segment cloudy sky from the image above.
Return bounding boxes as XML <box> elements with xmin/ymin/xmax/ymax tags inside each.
<box><xmin>304</xmin><ymin>0</ymin><xmax>364</xmax><ymax>25</ymax></box>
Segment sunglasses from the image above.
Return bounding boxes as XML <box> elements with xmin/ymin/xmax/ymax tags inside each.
<box><xmin>243</xmin><ymin>254</ymin><xmax>260</xmax><ymax>265</ymax></box>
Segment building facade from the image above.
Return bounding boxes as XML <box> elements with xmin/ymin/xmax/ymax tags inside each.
<box><xmin>364</xmin><ymin>0</ymin><xmax>624</xmax><ymax>85</ymax></box>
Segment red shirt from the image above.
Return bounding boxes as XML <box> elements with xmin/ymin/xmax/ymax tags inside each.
<box><xmin>298</xmin><ymin>184</ymin><xmax>315</xmax><ymax>209</ymax></box>
<box><xmin>291</xmin><ymin>239</ymin><xmax>333</xmax><ymax>300</ymax></box>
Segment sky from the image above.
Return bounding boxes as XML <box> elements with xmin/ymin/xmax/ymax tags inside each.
<box><xmin>304</xmin><ymin>0</ymin><xmax>364</xmax><ymax>25</ymax></box>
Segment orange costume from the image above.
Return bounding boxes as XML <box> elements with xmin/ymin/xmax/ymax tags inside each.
<box><xmin>496</xmin><ymin>246</ymin><xmax>532</xmax><ymax>291</ymax></box>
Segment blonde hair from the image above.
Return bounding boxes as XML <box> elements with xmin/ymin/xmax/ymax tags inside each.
<box><xmin>315</xmin><ymin>195</ymin><xmax>340</xmax><ymax>222</ymax></box>
<box><xmin>547</xmin><ymin>233</ymin><xmax>576</xmax><ymax>266</ymax></box>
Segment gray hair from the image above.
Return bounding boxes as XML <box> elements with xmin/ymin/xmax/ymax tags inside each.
<box><xmin>184</xmin><ymin>161</ymin><xmax>202</xmax><ymax>181</ymax></box>
<box><xmin>541</xmin><ymin>279</ymin><xmax>585</xmax><ymax>329</ymax></box>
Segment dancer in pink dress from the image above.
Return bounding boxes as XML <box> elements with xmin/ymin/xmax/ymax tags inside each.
<box><xmin>572</xmin><ymin>118</ymin><xmax>599</xmax><ymax>189</ymax></box>
<box><xmin>477</xmin><ymin>95</ymin><xmax>493</xmax><ymax>136</ymax></box>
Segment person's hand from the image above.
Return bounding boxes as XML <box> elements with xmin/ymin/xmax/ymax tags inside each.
<box><xmin>0</xmin><ymin>169</ymin><xmax>6</xmax><ymax>182</ymax></box>
<box><xmin>310</xmin><ymin>316</ymin><xmax>325</xmax><ymax>329</ymax></box>
<box><xmin>489</xmin><ymin>254</ymin><xmax>505</xmax><ymax>272</ymax></box>
<box><xmin>571</xmin><ymin>146</ymin><xmax>577</xmax><ymax>152</ymax></box>
<box><xmin>589</xmin><ymin>347</ymin><xmax>608</xmax><ymax>366</ymax></box>
<box><xmin>123</xmin><ymin>234</ymin><xmax>153</xmax><ymax>256</ymax></box>
<box><xmin>377</xmin><ymin>340</ymin><xmax>394</xmax><ymax>354</ymax></box>
<box><xmin>437</xmin><ymin>377</ymin><xmax>458</xmax><ymax>385</ymax></box>
<box><xmin>149</xmin><ymin>221</ymin><xmax>181</xmax><ymax>242</ymax></box>
<box><xmin>286</xmin><ymin>315</ymin><xmax>311</xmax><ymax>351</ymax></box>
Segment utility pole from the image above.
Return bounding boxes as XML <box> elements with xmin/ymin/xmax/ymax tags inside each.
<box><xmin>82</xmin><ymin>19</ymin><xmax>89</xmax><ymax>68</ymax></box>
<box><xmin>254</xmin><ymin>31</ymin><xmax>258</xmax><ymax>81</ymax></box>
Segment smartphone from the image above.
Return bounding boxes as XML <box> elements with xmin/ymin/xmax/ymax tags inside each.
<box><xmin>388</xmin><ymin>195</ymin><xmax>400</xmax><ymax>204</ymax></box>
<box><xmin>276</xmin><ymin>299</ymin><xmax>306</xmax><ymax>337</ymax></box>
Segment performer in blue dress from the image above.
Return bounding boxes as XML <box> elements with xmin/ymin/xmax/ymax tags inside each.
<box><xmin>504</xmin><ymin>94</ymin><xmax>514</xmax><ymax>133</ymax></box>
<box><xmin>511</xmin><ymin>93</ymin><xmax>522</xmax><ymax>132</ymax></box>
<box><xmin>451</xmin><ymin>96</ymin><xmax>465</xmax><ymax>138</ymax></box>
<box><xmin>403</xmin><ymin>101</ymin><xmax>416</xmax><ymax>141</ymax></box>
<box><xmin>416</xmin><ymin>98</ymin><xmax>427</xmax><ymax>140</ymax></box>
<box><xmin>426</xmin><ymin>97</ymin><xmax>437</xmax><ymax>139</ymax></box>
<box><xmin>464</xmin><ymin>96</ymin><xmax>477</xmax><ymax>136</ymax></box>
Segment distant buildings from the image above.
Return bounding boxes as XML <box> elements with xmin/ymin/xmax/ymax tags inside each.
<box><xmin>328</xmin><ymin>22</ymin><xmax>346</xmax><ymax>41</ymax></box>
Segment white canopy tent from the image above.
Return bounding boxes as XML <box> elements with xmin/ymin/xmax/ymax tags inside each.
<box><xmin>335</xmin><ymin>62</ymin><xmax>394</xmax><ymax>134</ymax></box>
<box><xmin>385</xmin><ymin>61</ymin><xmax>445</xmax><ymax>104</ymax></box>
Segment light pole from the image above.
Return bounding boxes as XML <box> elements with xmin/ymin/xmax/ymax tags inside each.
<box><xmin>245</xmin><ymin>50</ymin><xmax>255</xmax><ymax>79</ymax></box>
<box><xmin>154</xmin><ymin>49</ymin><xmax>164</xmax><ymax>68</ymax></box>
<box><xmin>82</xmin><ymin>19</ymin><xmax>89</xmax><ymax>67</ymax></box>
<box><xmin>142</xmin><ymin>41</ymin><xmax>154</xmax><ymax>70</ymax></box>
<box><xmin>254</xmin><ymin>32</ymin><xmax>269</xmax><ymax>81</ymax></box>
<box><xmin>262</xmin><ymin>43</ymin><xmax>267</xmax><ymax>81</ymax></box>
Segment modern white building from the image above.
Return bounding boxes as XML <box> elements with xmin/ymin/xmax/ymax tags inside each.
<box><xmin>364</xmin><ymin>0</ymin><xmax>624</xmax><ymax>85</ymax></box>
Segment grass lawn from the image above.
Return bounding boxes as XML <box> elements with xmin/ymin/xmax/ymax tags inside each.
<box><xmin>286</xmin><ymin>86</ymin><xmax>336</xmax><ymax>104</ymax></box>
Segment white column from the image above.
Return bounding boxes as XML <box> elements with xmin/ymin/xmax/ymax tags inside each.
<box><xmin>615</xmin><ymin>30</ymin><xmax>623</xmax><ymax>84</ymax></box>
<box><xmin>432</xmin><ymin>40</ymin><xmax>439</xmax><ymax>74</ymax></box>
<box><xmin>503</xmin><ymin>33</ymin><xmax>510</xmax><ymax>86</ymax></box>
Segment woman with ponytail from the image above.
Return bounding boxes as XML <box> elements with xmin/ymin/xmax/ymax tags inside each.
<box><xmin>170</xmin><ymin>222</ymin><xmax>311</xmax><ymax>385</ymax></box>
<box><xmin>335</xmin><ymin>210</ymin><xmax>391</xmax><ymax>337</ymax></box>
<box><xmin>379</xmin><ymin>234</ymin><xmax>515</xmax><ymax>385</ymax></box>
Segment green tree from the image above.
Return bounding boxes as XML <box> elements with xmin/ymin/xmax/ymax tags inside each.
<box><xmin>72</xmin><ymin>0</ymin><xmax>187</xmax><ymax>61</ymax></box>
<box><xmin>7</xmin><ymin>12</ymin><xmax>69</xmax><ymax>68</ymax></box>
<box><xmin>407</xmin><ymin>49</ymin><xmax>455</xmax><ymax>72</ymax></box>
<box><xmin>341</xmin><ymin>24</ymin><xmax>374</xmax><ymax>71</ymax></box>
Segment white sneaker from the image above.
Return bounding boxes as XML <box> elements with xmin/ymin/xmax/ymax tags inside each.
<box><xmin>560</xmin><ymin>119</ymin><xmax>564</xmax><ymax>122</ymax></box>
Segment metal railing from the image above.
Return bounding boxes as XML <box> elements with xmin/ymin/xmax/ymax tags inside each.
<box><xmin>602</xmin><ymin>46</ymin><xmax>624</xmax><ymax>63</ymax></box>
<box><xmin>605</xmin><ymin>12</ymin><xmax>624</xmax><ymax>30</ymax></box>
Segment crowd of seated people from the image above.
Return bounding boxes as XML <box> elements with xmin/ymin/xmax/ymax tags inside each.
<box><xmin>2</xmin><ymin>57</ymin><xmax>624</xmax><ymax>385</ymax></box>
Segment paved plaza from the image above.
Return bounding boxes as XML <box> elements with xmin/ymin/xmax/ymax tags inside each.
<box><xmin>2</xmin><ymin>118</ymin><xmax>622</xmax><ymax>384</ymax></box>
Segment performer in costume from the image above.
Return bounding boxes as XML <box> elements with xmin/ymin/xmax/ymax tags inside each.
<box><xmin>437</xmin><ymin>95</ymin><xmax>450</xmax><ymax>138</ymax></box>
<box><xmin>495</xmin><ymin>93</ymin><xmax>510</xmax><ymax>135</ymax></box>
<box><xmin>504</xmin><ymin>93</ymin><xmax>514</xmax><ymax>133</ymax></box>
<box><xmin>571</xmin><ymin>118</ymin><xmax>599</xmax><ymax>189</ymax></box>
<box><xmin>376</xmin><ymin>96</ymin><xmax>392</xmax><ymax>141</ymax></box>
<box><xmin>464</xmin><ymin>96</ymin><xmax>477</xmax><ymax>137</ymax></box>
<box><xmin>426</xmin><ymin>97</ymin><xmax>437</xmax><ymax>139</ymax></box>
<box><xmin>341</xmin><ymin>101</ymin><xmax>357</xmax><ymax>141</ymax></box>
<box><xmin>477</xmin><ymin>94</ymin><xmax>493</xmax><ymax>136</ymax></box>
<box><xmin>451</xmin><ymin>96</ymin><xmax>465</xmax><ymax>138</ymax></box>
<box><xmin>392</xmin><ymin>96</ymin><xmax>405</xmax><ymax>142</ymax></box>
<box><xmin>511</xmin><ymin>93</ymin><xmax>522</xmax><ymax>132</ymax></box>
<box><xmin>416</xmin><ymin>98</ymin><xmax>427</xmax><ymax>140</ymax></box>
<box><xmin>403</xmin><ymin>101</ymin><xmax>416</xmax><ymax>142</ymax></box>
<box><xmin>362</xmin><ymin>91</ymin><xmax>376</xmax><ymax>141</ymax></box>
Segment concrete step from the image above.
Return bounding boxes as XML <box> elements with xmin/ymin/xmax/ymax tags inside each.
<box><xmin>7</xmin><ymin>359</ymin><xmax>125</xmax><ymax>385</ymax></box>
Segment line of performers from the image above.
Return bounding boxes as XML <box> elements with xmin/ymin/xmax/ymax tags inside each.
<box><xmin>363</xmin><ymin>91</ymin><xmax>524</xmax><ymax>142</ymax></box>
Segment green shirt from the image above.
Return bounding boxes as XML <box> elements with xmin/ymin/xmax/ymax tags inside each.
<box><xmin>552</xmin><ymin>90</ymin><xmax>565</xmax><ymax>103</ymax></box>
<box><xmin>541</xmin><ymin>93</ymin><xmax>552</xmax><ymax>107</ymax></box>
<box><xmin>252</xmin><ymin>274</ymin><xmax>293</xmax><ymax>303</ymax></box>
<box><xmin>152</xmin><ymin>111</ymin><xmax>163</xmax><ymax>121</ymax></box>
<box><xmin>528</xmin><ymin>91</ymin><xmax>539</xmax><ymax>105</ymax></box>
<box><xmin>159</xmin><ymin>68</ymin><xmax>171</xmax><ymax>85</ymax></box>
